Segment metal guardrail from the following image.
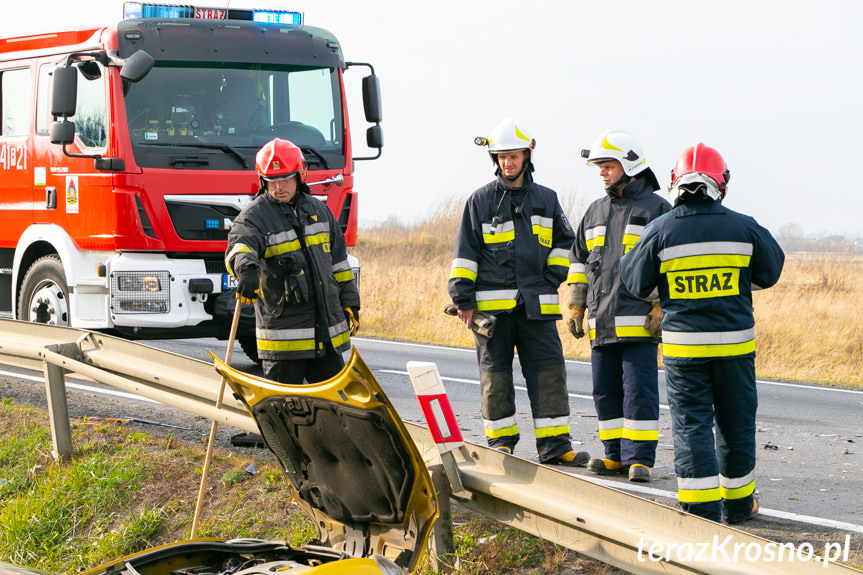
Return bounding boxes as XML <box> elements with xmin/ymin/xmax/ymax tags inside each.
<box><xmin>0</xmin><ymin>318</ymin><xmax>859</xmax><ymax>575</ymax></box>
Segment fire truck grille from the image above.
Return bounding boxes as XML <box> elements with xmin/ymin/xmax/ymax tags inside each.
<box><xmin>205</xmin><ymin>259</ymin><xmax>228</xmax><ymax>274</ymax></box>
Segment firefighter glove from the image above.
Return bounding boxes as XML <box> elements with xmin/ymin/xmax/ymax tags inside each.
<box><xmin>344</xmin><ymin>306</ymin><xmax>360</xmax><ymax>336</ymax></box>
<box><xmin>567</xmin><ymin>305</ymin><xmax>585</xmax><ymax>339</ymax></box>
<box><xmin>236</xmin><ymin>267</ymin><xmax>260</xmax><ymax>304</ymax></box>
<box><xmin>645</xmin><ymin>302</ymin><xmax>663</xmax><ymax>338</ymax></box>
<box><xmin>285</xmin><ymin>269</ymin><xmax>310</xmax><ymax>305</ymax></box>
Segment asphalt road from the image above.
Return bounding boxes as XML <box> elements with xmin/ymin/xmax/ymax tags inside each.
<box><xmin>1</xmin><ymin>335</ymin><xmax>860</xmax><ymax>532</ymax></box>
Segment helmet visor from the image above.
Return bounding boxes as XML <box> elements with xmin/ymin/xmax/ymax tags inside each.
<box><xmin>262</xmin><ymin>172</ymin><xmax>298</xmax><ymax>183</ymax></box>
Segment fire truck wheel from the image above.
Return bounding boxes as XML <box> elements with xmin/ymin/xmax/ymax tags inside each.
<box><xmin>238</xmin><ymin>336</ymin><xmax>262</xmax><ymax>365</ymax></box>
<box><xmin>18</xmin><ymin>255</ymin><xmax>70</xmax><ymax>326</ymax></box>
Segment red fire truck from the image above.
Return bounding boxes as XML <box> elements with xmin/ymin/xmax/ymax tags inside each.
<box><xmin>0</xmin><ymin>3</ymin><xmax>382</xmax><ymax>360</ymax></box>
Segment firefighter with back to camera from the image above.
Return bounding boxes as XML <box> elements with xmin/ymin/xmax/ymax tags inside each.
<box><xmin>225</xmin><ymin>138</ymin><xmax>360</xmax><ymax>385</ymax></box>
<box><xmin>448</xmin><ymin>117</ymin><xmax>590</xmax><ymax>467</ymax></box>
<box><xmin>619</xmin><ymin>143</ymin><xmax>784</xmax><ymax>523</ymax></box>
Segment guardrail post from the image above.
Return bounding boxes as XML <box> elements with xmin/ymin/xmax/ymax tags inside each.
<box><xmin>428</xmin><ymin>464</ymin><xmax>455</xmax><ymax>573</ymax></box>
<box><xmin>43</xmin><ymin>359</ymin><xmax>72</xmax><ymax>461</ymax></box>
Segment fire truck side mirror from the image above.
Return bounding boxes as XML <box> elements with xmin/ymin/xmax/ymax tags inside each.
<box><xmin>366</xmin><ymin>125</ymin><xmax>383</xmax><ymax>150</ymax></box>
<box><xmin>120</xmin><ymin>50</ymin><xmax>155</xmax><ymax>83</ymax></box>
<box><xmin>50</xmin><ymin>121</ymin><xmax>76</xmax><ymax>146</ymax></box>
<box><xmin>361</xmin><ymin>75</ymin><xmax>382</xmax><ymax>124</ymax></box>
<box><xmin>51</xmin><ymin>66</ymin><xmax>78</xmax><ymax>118</ymax></box>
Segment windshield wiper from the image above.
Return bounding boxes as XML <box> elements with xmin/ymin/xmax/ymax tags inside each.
<box><xmin>139</xmin><ymin>142</ymin><xmax>250</xmax><ymax>169</ymax></box>
<box><xmin>299</xmin><ymin>146</ymin><xmax>329</xmax><ymax>170</ymax></box>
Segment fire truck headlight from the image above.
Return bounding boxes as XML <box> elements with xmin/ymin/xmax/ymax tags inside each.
<box><xmin>111</xmin><ymin>271</ymin><xmax>171</xmax><ymax>314</ymax></box>
<box><xmin>117</xmin><ymin>274</ymin><xmax>162</xmax><ymax>292</ymax></box>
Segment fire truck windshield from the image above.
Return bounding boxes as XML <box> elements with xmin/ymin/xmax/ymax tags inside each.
<box><xmin>123</xmin><ymin>63</ymin><xmax>344</xmax><ymax>170</ymax></box>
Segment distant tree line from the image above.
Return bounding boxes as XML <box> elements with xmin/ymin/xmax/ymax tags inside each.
<box><xmin>777</xmin><ymin>222</ymin><xmax>863</xmax><ymax>254</ymax></box>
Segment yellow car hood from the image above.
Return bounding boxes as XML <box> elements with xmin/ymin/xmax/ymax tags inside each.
<box><xmin>212</xmin><ymin>348</ymin><xmax>438</xmax><ymax>573</ymax></box>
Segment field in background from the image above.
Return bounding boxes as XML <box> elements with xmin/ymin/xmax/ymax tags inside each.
<box><xmin>354</xmin><ymin>202</ymin><xmax>862</xmax><ymax>389</ymax></box>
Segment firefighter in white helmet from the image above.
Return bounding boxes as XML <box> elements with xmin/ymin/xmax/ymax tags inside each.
<box><xmin>566</xmin><ymin>130</ymin><xmax>671</xmax><ymax>482</ymax></box>
<box><xmin>449</xmin><ymin>117</ymin><xmax>590</xmax><ymax>466</ymax></box>
<box><xmin>620</xmin><ymin>143</ymin><xmax>784</xmax><ymax>523</ymax></box>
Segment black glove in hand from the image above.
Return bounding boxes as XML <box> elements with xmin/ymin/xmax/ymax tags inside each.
<box><xmin>344</xmin><ymin>306</ymin><xmax>360</xmax><ymax>336</ymax></box>
<box><xmin>236</xmin><ymin>268</ymin><xmax>259</xmax><ymax>304</ymax></box>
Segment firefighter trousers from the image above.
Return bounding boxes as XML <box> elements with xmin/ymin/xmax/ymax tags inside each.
<box><xmin>665</xmin><ymin>357</ymin><xmax>758</xmax><ymax>523</ymax></box>
<box><xmin>590</xmin><ymin>342</ymin><xmax>659</xmax><ymax>466</ymax></box>
<box><xmin>476</xmin><ymin>307</ymin><xmax>572</xmax><ymax>462</ymax></box>
<box><xmin>262</xmin><ymin>343</ymin><xmax>345</xmax><ymax>385</ymax></box>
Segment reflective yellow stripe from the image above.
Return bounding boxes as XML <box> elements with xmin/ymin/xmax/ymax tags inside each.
<box><xmin>334</xmin><ymin>269</ymin><xmax>354</xmax><ymax>283</ymax></box>
<box><xmin>678</xmin><ymin>487</ymin><xmax>721</xmax><ymax>503</ymax></box>
<box><xmin>485</xmin><ymin>424</ymin><xmax>518</xmax><ymax>438</ymax></box>
<box><xmin>330</xmin><ymin>330</ymin><xmax>350</xmax><ymax>349</ymax></box>
<box><xmin>720</xmin><ymin>481</ymin><xmax>755</xmax><ymax>501</ymax></box>
<box><xmin>616</xmin><ymin>325</ymin><xmax>652</xmax><ymax>338</ymax></box>
<box><xmin>258</xmin><ymin>338</ymin><xmax>316</xmax><ymax>352</ymax></box>
<box><xmin>540</xmin><ymin>303</ymin><xmax>561</xmax><ymax>315</ymax></box>
<box><xmin>225</xmin><ymin>243</ymin><xmax>254</xmax><ymax>276</ymax></box>
<box><xmin>598</xmin><ymin>427</ymin><xmax>623</xmax><ymax>441</ymax></box>
<box><xmin>662</xmin><ymin>340</ymin><xmax>755</xmax><ymax>358</ymax></box>
<box><xmin>622</xmin><ymin>233</ymin><xmax>640</xmax><ymax>254</ymax></box>
<box><xmin>483</xmin><ymin>230</ymin><xmax>515</xmax><ymax>244</ymax></box>
<box><xmin>547</xmin><ymin>256</ymin><xmax>569</xmax><ymax>268</ymax></box>
<box><xmin>614</xmin><ymin>316</ymin><xmax>651</xmax><ymax>338</ymax></box>
<box><xmin>264</xmin><ymin>239</ymin><xmax>301</xmax><ymax>258</ymax></box>
<box><xmin>586</xmin><ymin>235</ymin><xmax>605</xmax><ymax>251</ymax></box>
<box><xmin>484</xmin><ymin>416</ymin><xmax>519</xmax><ymax>439</ymax></box>
<box><xmin>660</xmin><ymin>253</ymin><xmax>751</xmax><ymax>273</ymax></box>
<box><xmin>535</xmin><ymin>424</ymin><xmax>569</xmax><ymax>438</ymax></box>
<box><xmin>622</xmin><ymin>428</ymin><xmax>659</xmax><ymax>441</ymax></box>
<box><xmin>449</xmin><ymin>267</ymin><xmax>478</xmax><ymax>281</ymax></box>
<box><xmin>477</xmin><ymin>299</ymin><xmax>517</xmax><ymax>311</ymax></box>
<box><xmin>532</xmin><ymin>224</ymin><xmax>553</xmax><ymax>248</ymax></box>
<box><xmin>304</xmin><ymin>232</ymin><xmax>331</xmax><ymax>252</ymax></box>
<box><xmin>623</xmin><ymin>419</ymin><xmax>659</xmax><ymax>442</ymax></box>
<box><xmin>477</xmin><ymin>290</ymin><xmax>518</xmax><ymax>312</ymax></box>
<box><xmin>567</xmin><ymin>273</ymin><xmax>587</xmax><ymax>284</ymax></box>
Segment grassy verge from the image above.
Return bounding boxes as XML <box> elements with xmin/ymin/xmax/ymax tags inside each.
<box><xmin>355</xmin><ymin>203</ymin><xmax>863</xmax><ymax>388</ymax></box>
<box><xmin>0</xmin><ymin>399</ymin><xmax>616</xmax><ymax>575</ymax></box>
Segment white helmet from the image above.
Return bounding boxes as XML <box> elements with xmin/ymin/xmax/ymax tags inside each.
<box><xmin>582</xmin><ymin>130</ymin><xmax>648</xmax><ymax>177</ymax></box>
<box><xmin>476</xmin><ymin>117</ymin><xmax>536</xmax><ymax>153</ymax></box>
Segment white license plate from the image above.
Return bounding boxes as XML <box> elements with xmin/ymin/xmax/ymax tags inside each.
<box><xmin>222</xmin><ymin>273</ymin><xmax>237</xmax><ymax>290</ymax></box>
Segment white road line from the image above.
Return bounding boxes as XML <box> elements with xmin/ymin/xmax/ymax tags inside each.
<box><xmin>359</xmin><ymin>337</ymin><xmax>863</xmax><ymax>394</ymax></box>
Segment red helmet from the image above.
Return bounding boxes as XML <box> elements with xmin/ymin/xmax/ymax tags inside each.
<box><xmin>255</xmin><ymin>138</ymin><xmax>307</xmax><ymax>182</ymax></box>
<box><xmin>670</xmin><ymin>143</ymin><xmax>730</xmax><ymax>203</ymax></box>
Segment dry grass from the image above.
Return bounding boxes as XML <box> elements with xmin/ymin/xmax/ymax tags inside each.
<box><xmin>753</xmin><ymin>253</ymin><xmax>863</xmax><ymax>386</ymax></box>
<box><xmin>355</xmin><ymin>203</ymin><xmax>862</xmax><ymax>389</ymax></box>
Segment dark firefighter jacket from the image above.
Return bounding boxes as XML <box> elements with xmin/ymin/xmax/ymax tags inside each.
<box><xmin>449</xmin><ymin>177</ymin><xmax>574</xmax><ymax>319</ymax></box>
<box><xmin>619</xmin><ymin>197</ymin><xmax>785</xmax><ymax>364</ymax></box>
<box><xmin>225</xmin><ymin>185</ymin><xmax>359</xmax><ymax>360</ymax></box>
<box><xmin>568</xmin><ymin>176</ymin><xmax>671</xmax><ymax>346</ymax></box>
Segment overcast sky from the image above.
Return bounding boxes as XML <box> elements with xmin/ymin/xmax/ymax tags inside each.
<box><xmin>4</xmin><ymin>1</ymin><xmax>860</xmax><ymax>236</ymax></box>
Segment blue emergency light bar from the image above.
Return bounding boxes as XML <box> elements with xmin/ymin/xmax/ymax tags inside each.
<box><xmin>123</xmin><ymin>2</ymin><xmax>303</xmax><ymax>26</ymax></box>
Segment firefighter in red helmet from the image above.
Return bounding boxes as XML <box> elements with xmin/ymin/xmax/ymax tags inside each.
<box><xmin>226</xmin><ymin>138</ymin><xmax>360</xmax><ymax>384</ymax></box>
<box><xmin>620</xmin><ymin>143</ymin><xmax>784</xmax><ymax>524</ymax></box>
